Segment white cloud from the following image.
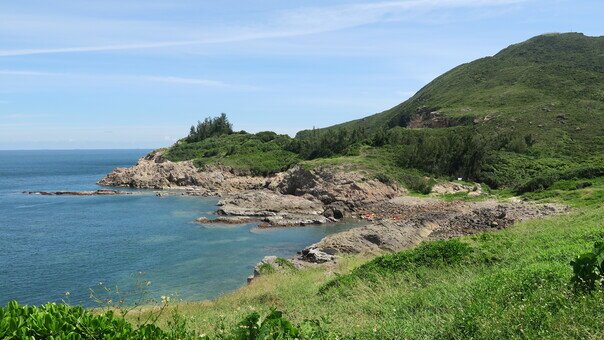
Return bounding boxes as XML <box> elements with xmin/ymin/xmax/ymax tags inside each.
<box><xmin>0</xmin><ymin>0</ymin><xmax>527</xmax><ymax>57</ymax></box>
<box><xmin>0</xmin><ymin>69</ymin><xmax>245</xmax><ymax>89</ymax></box>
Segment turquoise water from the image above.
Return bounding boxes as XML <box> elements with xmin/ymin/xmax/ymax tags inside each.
<box><xmin>0</xmin><ymin>150</ymin><xmax>359</xmax><ymax>307</ymax></box>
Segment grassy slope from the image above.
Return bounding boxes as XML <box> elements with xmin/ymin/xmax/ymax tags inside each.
<box><xmin>298</xmin><ymin>33</ymin><xmax>604</xmax><ymax>187</ymax></box>
<box><xmin>162</xmin><ymin>33</ymin><xmax>603</xmax><ymax>190</ymax></box>
<box><xmin>145</xmin><ymin>176</ymin><xmax>604</xmax><ymax>338</ymax></box>
<box><xmin>298</xmin><ymin>33</ymin><xmax>603</xmax><ymax>142</ymax></box>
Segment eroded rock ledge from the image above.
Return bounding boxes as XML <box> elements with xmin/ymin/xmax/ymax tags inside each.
<box><xmin>98</xmin><ymin>150</ymin><xmax>266</xmax><ymax>195</ymax></box>
<box><xmin>100</xmin><ymin>150</ymin><xmax>401</xmax><ymax>227</ymax></box>
<box><xmin>246</xmin><ymin>198</ymin><xmax>567</xmax><ymax>282</ymax></box>
<box><xmin>24</xmin><ymin>189</ymin><xmax>131</xmax><ymax>196</ymax></box>
<box><xmin>296</xmin><ymin>198</ymin><xmax>567</xmax><ymax>262</ymax></box>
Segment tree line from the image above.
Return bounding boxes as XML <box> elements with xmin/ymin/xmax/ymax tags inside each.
<box><xmin>183</xmin><ymin>114</ymin><xmax>535</xmax><ymax>183</ymax></box>
<box><xmin>186</xmin><ymin>113</ymin><xmax>233</xmax><ymax>142</ymax></box>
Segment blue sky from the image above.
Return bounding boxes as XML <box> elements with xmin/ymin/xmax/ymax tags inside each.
<box><xmin>0</xmin><ymin>0</ymin><xmax>602</xmax><ymax>149</ymax></box>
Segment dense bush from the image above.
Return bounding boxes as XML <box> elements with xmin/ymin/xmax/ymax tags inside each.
<box><xmin>401</xmin><ymin>173</ymin><xmax>436</xmax><ymax>194</ymax></box>
<box><xmin>384</xmin><ymin>127</ymin><xmax>493</xmax><ymax>180</ymax></box>
<box><xmin>320</xmin><ymin>239</ymin><xmax>473</xmax><ymax>293</ymax></box>
<box><xmin>0</xmin><ymin>301</ymin><xmax>333</xmax><ymax>340</ymax></box>
<box><xmin>166</xmin><ymin>132</ymin><xmax>300</xmax><ymax>176</ymax></box>
<box><xmin>222</xmin><ymin>309</ymin><xmax>333</xmax><ymax>340</ymax></box>
<box><xmin>297</xmin><ymin>127</ymin><xmax>366</xmax><ymax>159</ymax></box>
<box><xmin>0</xmin><ymin>300</ymin><xmax>187</xmax><ymax>339</ymax></box>
<box><xmin>515</xmin><ymin>164</ymin><xmax>604</xmax><ymax>194</ymax></box>
<box><xmin>571</xmin><ymin>241</ymin><xmax>604</xmax><ymax>291</ymax></box>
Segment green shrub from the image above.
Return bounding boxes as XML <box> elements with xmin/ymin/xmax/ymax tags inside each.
<box><xmin>571</xmin><ymin>241</ymin><xmax>604</xmax><ymax>291</ymax></box>
<box><xmin>225</xmin><ymin>309</ymin><xmax>334</xmax><ymax>340</ymax></box>
<box><xmin>320</xmin><ymin>239</ymin><xmax>473</xmax><ymax>293</ymax></box>
<box><xmin>275</xmin><ymin>257</ymin><xmax>297</xmax><ymax>271</ymax></box>
<box><xmin>0</xmin><ymin>301</ymin><xmax>332</xmax><ymax>339</ymax></box>
<box><xmin>0</xmin><ymin>300</ymin><xmax>191</xmax><ymax>339</ymax></box>
<box><xmin>515</xmin><ymin>165</ymin><xmax>604</xmax><ymax>194</ymax></box>
<box><xmin>576</xmin><ymin>181</ymin><xmax>593</xmax><ymax>189</ymax></box>
<box><xmin>257</xmin><ymin>263</ymin><xmax>277</xmax><ymax>275</ymax></box>
<box><xmin>403</xmin><ymin>174</ymin><xmax>436</xmax><ymax>194</ymax></box>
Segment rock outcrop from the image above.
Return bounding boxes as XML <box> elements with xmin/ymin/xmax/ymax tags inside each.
<box><xmin>431</xmin><ymin>182</ymin><xmax>483</xmax><ymax>196</ymax></box>
<box><xmin>268</xmin><ymin>166</ymin><xmax>401</xmax><ymax>209</ymax></box>
<box><xmin>98</xmin><ymin>150</ymin><xmax>265</xmax><ymax>195</ymax></box>
<box><xmin>24</xmin><ymin>189</ymin><xmax>131</xmax><ymax>196</ymax></box>
<box><xmin>209</xmin><ymin>166</ymin><xmax>402</xmax><ymax>226</ymax></box>
<box><xmin>216</xmin><ymin>190</ymin><xmax>329</xmax><ymax>227</ymax></box>
<box><xmin>296</xmin><ymin>198</ymin><xmax>567</xmax><ymax>263</ymax></box>
<box><xmin>247</xmin><ymin>256</ymin><xmax>297</xmax><ymax>283</ymax></box>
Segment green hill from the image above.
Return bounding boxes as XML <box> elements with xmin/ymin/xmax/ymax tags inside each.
<box><xmin>298</xmin><ymin>33</ymin><xmax>603</xmax><ymax>138</ymax></box>
<box><xmin>166</xmin><ymin>32</ymin><xmax>604</xmax><ymax>191</ymax></box>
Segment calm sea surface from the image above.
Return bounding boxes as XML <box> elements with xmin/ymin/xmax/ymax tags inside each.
<box><xmin>0</xmin><ymin>150</ymin><xmax>359</xmax><ymax>307</ymax></box>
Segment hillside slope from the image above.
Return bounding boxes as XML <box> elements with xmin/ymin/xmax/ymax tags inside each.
<box><xmin>294</xmin><ymin>33</ymin><xmax>604</xmax><ymax>188</ymax></box>
<box><xmin>157</xmin><ymin>33</ymin><xmax>603</xmax><ymax>191</ymax></box>
<box><xmin>298</xmin><ymin>33</ymin><xmax>603</xmax><ymax>140</ymax></box>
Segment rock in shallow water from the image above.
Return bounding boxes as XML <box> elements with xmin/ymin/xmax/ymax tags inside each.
<box><xmin>24</xmin><ymin>189</ymin><xmax>131</xmax><ymax>196</ymax></box>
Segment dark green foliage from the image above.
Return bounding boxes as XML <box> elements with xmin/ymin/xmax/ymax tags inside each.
<box><xmin>515</xmin><ymin>164</ymin><xmax>604</xmax><ymax>194</ymax></box>
<box><xmin>374</xmin><ymin>173</ymin><xmax>393</xmax><ymax>185</ymax></box>
<box><xmin>187</xmin><ymin>113</ymin><xmax>233</xmax><ymax>142</ymax></box>
<box><xmin>571</xmin><ymin>241</ymin><xmax>604</xmax><ymax>291</ymax></box>
<box><xmin>220</xmin><ymin>309</ymin><xmax>333</xmax><ymax>340</ymax></box>
<box><xmin>401</xmin><ymin>173</ymin><xmax>435</xmax><ymax>194</ymax></box>
<box><xmin>0</xmin><ymin>300</ymin><xmax>191</xmax><ymax>339</ymax></box>
<box><xmin>297</xmin><ymin>128</ymin><xmax>363</xmax><ymax>159</ymax></box>
<box><xmin>0</xmin><ymin>301</ymin><xmax>333</xmax><ymax>340</ymax></box>
<box><xmin>166</xmin><ymin>132</ymin><xmax>300</xmax><ymax>176</ymax></box>
<box><xmin>320</xmin><ymin>239</ymin><xmax>473</xmax><ymax>293</ymax></box>
<box><xmin>275</xmin><ymin>257</ymin><xmax>297</xmax><ymax>271</ymax></box>
<box><xmin>576</xmin><ymin>181</ymin><xmax>593</xmax><ymax>189</ymax></box>
<box><xmin>388</xmin><ymin>127</ymin><xmax>489</xmax><ymax>180</ymax></box>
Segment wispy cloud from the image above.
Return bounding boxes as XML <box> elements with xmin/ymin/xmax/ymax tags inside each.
<box><xmin>0</xmin><ymin>0</ymin><xmax>526</xmax><ymax>57</ymax></box>
<box><xmin>0</xmin><ymin>70</ymin><xmax>63</xmax><ymax>76</ymax></box>
<box><xmin>0</xmin><ymin>69</ymin><xmax>245</xmax><ymax>89</ymax></box>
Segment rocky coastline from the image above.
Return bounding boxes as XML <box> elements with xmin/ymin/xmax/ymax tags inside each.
<box><xmin>24</xmin><ymin>189</ymin><xmax>131</xmax><ymax>196</ymax></box>
<box><xmin>98</xmin><ymin>150</ymin><xmax>568</xmax><ymax>282</ymax></box>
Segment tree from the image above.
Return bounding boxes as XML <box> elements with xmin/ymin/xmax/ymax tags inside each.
<box><xmin>186</xmin><ymin>113</ymin><xmax>234</xmax><ymax>142</ymax></box>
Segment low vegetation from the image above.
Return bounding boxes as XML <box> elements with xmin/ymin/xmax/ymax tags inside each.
<box><xmin>0</xmin><ymin>300</ymin><xmax>191</xmax><ymax>339</ymax></box>
<box><xmin>165</xmin><ymin>131</ymin><xmax>300</xmax><ymax>176</ymax></box>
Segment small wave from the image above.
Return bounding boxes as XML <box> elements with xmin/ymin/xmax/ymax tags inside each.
<box><xmin>15</xmin><ymin>202</ymin><xmax>56</xmax><ymax>209</ymax></box>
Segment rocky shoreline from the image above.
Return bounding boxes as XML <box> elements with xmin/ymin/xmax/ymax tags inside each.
<box><xmin>98</xmin><ymin>150</ymin><xmax>568</xmax><ymax>282</ymax></box>
<box><xmin>24</xmin><ymin>189</ymin><xmax>132</xmax><ymax>196</ymax></box>
<box><xmin>99</xmin><ymin>150</ymin><xmax>400</xmax><ymax>227</ymax></box>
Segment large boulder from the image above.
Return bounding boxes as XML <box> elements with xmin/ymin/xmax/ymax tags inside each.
<box><xmin>267</xmin><ymin>166</ymin><xmax>401</xmax><ymax>208</ymax></box>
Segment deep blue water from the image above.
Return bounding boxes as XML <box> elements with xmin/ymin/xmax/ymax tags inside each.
<box><xmin>0</xmin><ymin>150</ymin><xmax>359</xmax><ymax>307</ymax></box>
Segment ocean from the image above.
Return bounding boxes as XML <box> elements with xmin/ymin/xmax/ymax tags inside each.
<box><xmin>0</xmin><ymin>150</ymin><xmax>358</xmax><ymax>307</ymax></box>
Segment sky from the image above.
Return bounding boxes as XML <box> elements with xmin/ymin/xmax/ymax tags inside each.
<box><xmin>0</xmin><ymin>0</ymin><xmax>602</xmax><ymax>149</ymax></box>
